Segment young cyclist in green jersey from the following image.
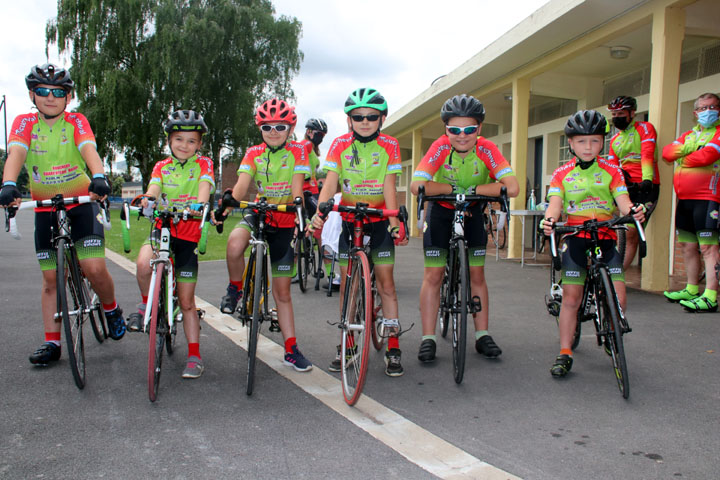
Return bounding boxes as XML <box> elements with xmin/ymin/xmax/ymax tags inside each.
<box><xmin>542</xmin><ymin>110</ymin><xmax>645</xmax><ymax>377</ymax></box>
<box><xmin>126</xmin><ymin>110</ymin><xmax>214</xmax><ymax>379</ymax></box>
<box><xmin>312</xmin><ymin>87</ymin><xmax>409</xmax><ymax>377</ymax></box>
<box><xmin>0</xmin><ymin>63</ymin><xmax>126</xmax><ymax>366</ymax></box>
<box><xmin>218</xmin><ymin>98</ymin><xmax>313</xmax><ymax>372</ymax></box>
<box><xmin>410</xmin><ymin>94</ymin><xmax>519</xmax><ymax>363</ymax></box>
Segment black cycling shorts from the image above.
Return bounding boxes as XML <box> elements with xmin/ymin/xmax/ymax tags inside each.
<box><xmin>338</xmin><ymin>219</ymin><xmax>394</xmax><ymax>267</ymax></box>
<box><xmin>422</xmin><ymin>202</ymin><xmax>487</xmax><ymax>268</ymax></box>
<box><xmin>560</xmin><ymin>236</ymin><xmax>623</xmax><ymax>286</ymax></box>
<box><xmin>144</xmin><ymin>230</ymin><xmax>199</xmax><ymax>283</ymax></box>
<box><xmin>236</xmin><ymin>213</ymin><xmax>295</xmax><ymax>277</ymax></box>
<box><xmin>675</xmin><ymin>199</ymin><xmax>720</xmax><ymax>245</ymax></box>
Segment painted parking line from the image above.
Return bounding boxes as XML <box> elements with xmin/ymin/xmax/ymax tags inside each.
<box><xmin>107</xmin><ymin>249</ymin><xmax>520</xmax><ymax>480</ymax></box>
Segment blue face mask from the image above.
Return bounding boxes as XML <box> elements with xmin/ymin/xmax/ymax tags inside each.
<box><xmin>697</xmin><ymin>109</ymin><xmax>719</xmax><ymax>127</ymax></box>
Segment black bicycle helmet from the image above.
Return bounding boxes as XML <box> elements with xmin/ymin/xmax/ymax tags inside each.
<box><xmin>25</xmin><ymin>63</ymin><xmax>74</xmax><ymax>91</ymax></box>
<box><xmin>344</xmin><ymin>88</ymin><xmax>388</xmax><ymax>115</ymax></box>
<box><xmin>564</xmin><ymin>110</ymin><xmax>607</xmax><ymax>137</ymax></box>
<box><xmin>305</xmin><ymin>118</ymin><xmax>328</xmax><ymax>133</ymax></box>
<box><xmin>163</xmin><ymin>110</ymin><xmax>208</xmax><ymax>135</ymax></box>
<box><xmin>440</xmin><ymin>95</ymin><xmax>486</xmax><ymax>124</ymax></box>
<box><xmin>608</xmin><ymin>95</ymin><xmax>637</xmax><ymax>112</ymax></box>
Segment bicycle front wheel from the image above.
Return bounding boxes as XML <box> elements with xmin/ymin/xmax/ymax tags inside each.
<box><xmin>83</xmin><ymin>276</ymin><xmax>107</xmax><ymax>343</ymax></box>
<box><xmin>341</xmin><ymin>251</ymin><xmax>372</xmax><ymax>406</ymax></box>
<box><xmin>452</xmin><ymin>240</ymin><xmax>469</xmax><ymax>384</ymax></box>
<box><xmin>247</xmin><ymin>247</ymin><xmax>266</xmax><ymax>396</ymax></box>
<box><xmin>148</xmin><ymin>263</ymin><xmax>167</xmax><ymax>403</ymax></box>
<box><xmin>370</xmin><ymin>272</ymin><xmax>385</xmax><ymax>351</ymax></box>
<box><xmin>57</xmin><ymin>240</ymin><xmax>87</xmax><ymax>389</ymax></box>
<box><xmin>439</xmin><ymin>264</ymin><xmax>451</xmax><ymax>338</ymax></box>
<box><xmin>599</xmin><ymin>267</ymin><xmax>630</xmax><ymax>399</ymax></box>
<box><xmin>295</xmin><ymin>234</ymin><xmax>308</xmax><ymax>293</ymax></box>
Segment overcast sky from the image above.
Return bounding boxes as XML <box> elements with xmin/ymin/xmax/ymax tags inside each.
<box><xmin>1</xmin><ymin>0</ymin><xmax>550</xmax><ymax>155</ymax></box>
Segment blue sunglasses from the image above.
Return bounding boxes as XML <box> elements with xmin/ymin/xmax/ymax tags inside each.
<box><xmin>446</xmin><ymin>125</ymin><xmax>479</xmax><ymax>136</ymax></box>
<box><xmin>34</xmin><ymin>87</ymin><xmax>68</xmax><ymax>98</ymax></box>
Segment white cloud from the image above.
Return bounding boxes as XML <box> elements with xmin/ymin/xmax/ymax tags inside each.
<box><xmin>1</xmin><ymin>0</ymin><xmax>549</xmax><ymax>159</ymax></box>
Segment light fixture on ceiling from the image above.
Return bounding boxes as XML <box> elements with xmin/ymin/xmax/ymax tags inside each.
<box><xmin>504</xmin><ymin>94</ymin><xmax>513</xmax><ymax>102</ymax></box>
<box><xmin>609</xmin><ymin>45</ymin><xmax>631</xmax><ymax>60</ymax></box>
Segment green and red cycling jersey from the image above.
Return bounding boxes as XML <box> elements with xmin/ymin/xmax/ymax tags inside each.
<box><xmin>300</xmin><ymin>139</ymin><xmax>320</xmax><ymax>194</ymax></box>
<box><xmin>8</xmin><ymin>112</ymin><xmax>95</xmax><ymax>212</ymax></box>
<box><xmin>237</xmin><ymin>141</ymin><xmax>309</xmax><ymax>228</ymax></box>
<box><xmin>148</xmin><ymin>155</ymin><xmax>215</xmax><ymax>242</ymax></box>
<box><xmin>324</xmin><ymin>132</ymin><xmax>402</xmax><ymax>222</ymax></box>
<box><xmin>662</xmin><ymin>121</ymin><xmax>720</xmax><ymax>202</ymax></box>
<box><xmin>411</xmin><ymin>135</ymin><xmax>515</xmax><ymax>209</ymax></box>
<box><xmin>547</xmin><ymin>158</ymin><xmax>628</xmax><ymax>240</ymax></box>
<box><xmin>607</xmin><ymin>120</ymin><xmax>659</xmax><ymax>184</ymax></box>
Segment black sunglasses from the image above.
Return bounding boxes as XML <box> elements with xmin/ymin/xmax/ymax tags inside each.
<box><xmin>34</xmin><ymin>87</ymin><xmax>68</xmax><ymax>98</ymax></box>
<box><xmin>350</xmin><ymin>114</ymin><xmax>380</xmax><ymax>122</ymax></box>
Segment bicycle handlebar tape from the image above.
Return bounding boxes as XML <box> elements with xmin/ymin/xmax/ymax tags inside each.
<box><xmin>318</xmin><ymin>199</ymin><xmax>334</xmax><ymax>217</ymax></box>
<box><xmin>198</xmin><ymin>221</ymin><xmax>209</xmax><ymax>255</ymax></box>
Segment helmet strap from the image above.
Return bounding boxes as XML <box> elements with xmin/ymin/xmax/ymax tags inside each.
<box><xmin>352</xmin><ymin>129</ymin><xmax>379</xmax><ymax>143</ymax></box>
<box><xmin>575</xmin><ymin>157</ymin><xmax>596</xmax><ymax>169</ymax></box>
<box><xmin>268</xmin><ymin>142</ymin><xmax>286</xmax><ymax>153</ymax></box>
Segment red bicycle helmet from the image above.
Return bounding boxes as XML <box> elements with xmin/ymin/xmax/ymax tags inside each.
<box><xmin>255</xmin><ymin>98</ymin><xmax>297</xmax><ymax>126</ymax></box>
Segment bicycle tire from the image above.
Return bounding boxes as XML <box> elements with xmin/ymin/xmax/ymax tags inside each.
<box><xmin>148</xmin><ymin>263</ymin><xmax>166</xmax><ymax>403</ymax></box>
<box><xmin>166</xmin><ymin>303</ymin><xmax>179</xmax><ymax>355</ymax></box>
<box><xmin>341</xmin><ymin>251</ymin><xmax>372</xmax><ymax>406</ymax></box>
<box><xmin>486</xmin><ymin>213</ymin><xmax>498</xmax><ymax>248</ymax></box>
<box><xmin>247</xmin><ymin>246</ymin><xmax>265</xmax><ymax>396</ymax></box>
<box><xmin>616</xmin><ymin>228</ymin><xmax>627</xmax><ymax>262</ymax></box>
<box><xmin>452</xmin><ymin>239</ymin><xmax>469</xmax><ymax>384</ymax></box>
<box><xmin>84</xmin><ymin>276</ymin><xmax>107</xmax><ymax>343</ymax></box>
<box><xmin>370</xmin><ymin>272</ymin><xmax>384</xmax><ymax>351</ymax></box>
<box><xmin>439</xmin><ymin>263</ymin><xmax>451</xmax><ymax>338</ymax></box>
<box><xmin>497</xmin><ymin>223</ymin><xmax>507</xmax><ymax>250</ymax></box>
<box><xmin>308</xmin><ymin>236</ymin><xmax>318</xmax><ymax>289</ymax></box>
<box><xmin>300</xmin><ymin>236</ymin><xmax>312</xmax><ymax>292</ymax></box>
<box><xmin>599</xmin><ymin>267</ymin><xmax>630</xmax><ymax>399</ymax></box>
<box><xmin>57</xmin><ymin>240</ymin><xmax>87</xmax><ymax>390</ymax></box>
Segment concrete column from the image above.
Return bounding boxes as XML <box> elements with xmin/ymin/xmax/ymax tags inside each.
<box><xmin>410</xmin><ymin>127</ymin><xmax>423</xmax><ymax>237</ymax></box>
<box><xmin>508</xmin><ymin>77</ymin><xmax>531</xmax><ymax>259</ymax></box>
<box><xmin>643</xmin><ymin>5</ymin><xmax>685</xmax><ymax>291</ymax></box>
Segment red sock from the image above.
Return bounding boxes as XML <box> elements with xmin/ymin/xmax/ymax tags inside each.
<box><xmin>560</xmin><ymin>348</ymin><xmax>572</xmax><ymax>356</ymax></box>
<box><xmin>188</xmin><ymin>343</ymin><xmax>200</xmax><ymax>359</ymax></box>
<box><xmin>141</xmin><ymin>295</ymin><xmax>148</xmax><ymax>304</ymax></box>
<box><xmin>102</xmin><ymin>301</ymin><xmax>118</xmax><ymax>312</ymax></box>
<box><xmin>45</xmin><ymin>332</ymin><xmax>61</xmax><ymax>344</ymax></box>
<box><xmin>230</xmin><ymin>280</ymin><xmax>243</xmax><ymax>290</ymax></box>
<box><xmin>388</xmin><ymin>336</ymin><xmax>399</xmax><ymax>350</ymax></box>
<box><xmin>284</xmin><ymin>337</ymin><xmax>297</xmax><ymax>353</ymax></box>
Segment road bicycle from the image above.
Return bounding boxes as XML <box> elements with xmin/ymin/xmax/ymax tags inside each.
<box><xmin>416</xmin><ymin>186</ymin><xmax>509</xmax><ymax>384</ymax></box>
<box><xmin>215</xmin><ymin>193</ymin><xmax>301</xmax><ymax>396</ymax></box>
<box><xmin>294</xmin><ymin>217</ymin><xmax>320</xmax><ymax>293</ymax></box>
<box><xmin>484</xmin><ymin>202</ymin><xmax>507</xmax><ymax>250</ymax></box>
<box><xmin>6</xmin><ymin>195</ymin><xmax>111</xmax><ymax>389</ymax></box>
<box><xmin>122</xmin><ymin>197</ymin><xmax>210</xmax><ymax>402</ymax></box>
<box><xmin>318</xmin><ymin>199</ymin><xmax>408</xmax><ymax>405</ymax></box>
<box><xmin>548</xmin><ymin>214</ymin><xmax>645</xmax><ymax>399</ymax></box>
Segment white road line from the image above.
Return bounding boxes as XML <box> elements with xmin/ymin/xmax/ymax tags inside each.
<box><xmin>107</xmin><ymin>249</ymin><xmax>521</xmax><ymax>480</ymax></box>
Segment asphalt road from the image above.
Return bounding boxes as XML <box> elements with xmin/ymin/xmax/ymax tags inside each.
<box><xmin>1</xmin><ymin>212</ymin><xmax>718</xmax><ymax>479</ymax></box>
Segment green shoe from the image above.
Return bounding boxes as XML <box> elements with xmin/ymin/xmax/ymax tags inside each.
<box><xmin>663</xmin><ymin>288</ymin><xmax>699</xmax><ymax>303</ymax></box>
<box><xmin>679</xmin><ymin>296</ymin><xmax>718</xmax><ymax>313</ymax></box>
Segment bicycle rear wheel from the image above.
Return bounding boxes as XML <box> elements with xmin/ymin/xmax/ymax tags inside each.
<box><xmin>296</xmin><ymin>234</ymin><xmax>308</xmax><ymax>293</ymax></box>
<box><xmin>341</xmin><ymin>251</ymin><xmax>372</xmax><ymax>406</ymax></box>
<box><xmin>439</xmin><ymin>264</ymin><xmax>451</xmax><ymax>338</ymax></box>
<box><xmin>83</xmin><ymin>276</ymin><xmax>107</xmax><ymax>343</ymax></box>
<box><xmin>57</xmin><ymin>240</ymin><xmax>86</xmax><ymax>390</ymax></box>
<box><xmin>452</xmin><ymin>240</ymin><xmax>469</xmax><ymax>384</ymax></box>
<box><xmin>370</xmin><ymin>272</ymin><xmax>385</xmax><ymax>351</ymax></box>
<box><xmin>148</xmin><ymin>263</ymin><xmax>167</xmax><ymax>402</ymax></box>
<box><xmin>599</xmin><ymin>268</ymin><xmax>630</xmax><ymax>399</ymax></box>
<box><xmin>246</xmin><ymin>247</ymin><xmax>266</xmax><ymax>396</ymax></box>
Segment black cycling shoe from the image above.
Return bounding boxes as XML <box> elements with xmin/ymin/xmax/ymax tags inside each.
<box><xmin>29</xmin><ymin>342</ymin><xmax>61</xmax><ymax>365</ymax></box>
<box><xmin>475</xmin><ymin>335</ymin><xmax>502</xmax><ymax>358</ymax></box>
<box><xmin>105</xmin><ymin>308</ymin><xmax>126</xmax><ymax>340</ymax></box>
<box><xmin>550</xmin><ymin>354</ymin><xmax>573</xmax><ymax>378</ymax></box>
<box><xmin>417</xmin><ymin>339</ymin><xmax>436</xmax><ymax>363</ymax></box>
<box><xmin>220</xmin><ymin>284</ymin><xmax>242</xmax><ymax>314</ymax></box>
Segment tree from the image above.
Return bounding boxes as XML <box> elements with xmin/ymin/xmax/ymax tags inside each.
<box><xmin>47</xmin><ymin>0</ymin><xmax>302</xmax><ymax>190</ymax></box>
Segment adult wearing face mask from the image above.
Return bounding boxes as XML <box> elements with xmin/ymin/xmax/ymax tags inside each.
<box><xmin>607</xmin><ymin>96</ymin><xmax>660</xmax><ymax>270</ymax></box>
<box><xmin>662</xmin><ymin>92</ymin><xmax>720</xmax><ymax>313</ymax></box>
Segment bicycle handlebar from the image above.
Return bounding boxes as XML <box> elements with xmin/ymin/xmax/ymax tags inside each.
<box><xmin>317</xmin><ymin>198</ymin><xmax>409</xmax><ymax>236</ymax></box>
<box><xmin>415</xmin><ymin>184</ymin><xmax>509</xmax><ymax>229</ymax></box>
<box><xmin>548</xmin><ymin>213</ymin><xmax>646</xmax><ymax>270</ymax></box>
<box><xmin>5</xmin><ymin>195</ymin><xmax>110</xmax><ymax>240</ymax></box>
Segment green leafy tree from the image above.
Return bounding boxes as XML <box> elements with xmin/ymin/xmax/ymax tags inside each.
<box><xmin>47</xmin><ymin>0</ymin><xmax>302</xmax><ymax>190</ymax></box>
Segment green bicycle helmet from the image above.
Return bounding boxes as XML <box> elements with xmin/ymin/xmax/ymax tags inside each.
<box><xmin>344</xmin><ymin>88</ymin><xmax>388</xmax><ymax>115</ymax></box>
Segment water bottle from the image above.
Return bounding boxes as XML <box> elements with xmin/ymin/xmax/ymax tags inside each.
<box><xmin>527</xmin><ymin>189</ymin><xmax>536</xmax><ymax>211</ymax></box>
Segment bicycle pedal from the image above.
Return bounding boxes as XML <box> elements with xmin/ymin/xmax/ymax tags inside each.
<box><xmin>470</xmin><ymin>296</ymin><xmax>482</xmax><ymax>313</ymax></box>
<box><xmin>269</xmin><ymin>320</ymin><xmax>281</xmax><ymax>332</ymax></box>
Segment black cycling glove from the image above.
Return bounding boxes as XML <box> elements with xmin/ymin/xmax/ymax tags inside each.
<box><xmin>0</xmin><ymin>183</ymin><xmax>21</xmax><ymax>206</ymax></box>
<box><xmin>89</xmin><ymin>175</ymin><xmax>111</xmax><ymax>197</ymax></box>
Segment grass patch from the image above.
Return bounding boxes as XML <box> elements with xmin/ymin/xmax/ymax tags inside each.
<box><xmin>105</xmin><ymin>208</ymin><xmax>233</xmax><ymax>262</ymax></box>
